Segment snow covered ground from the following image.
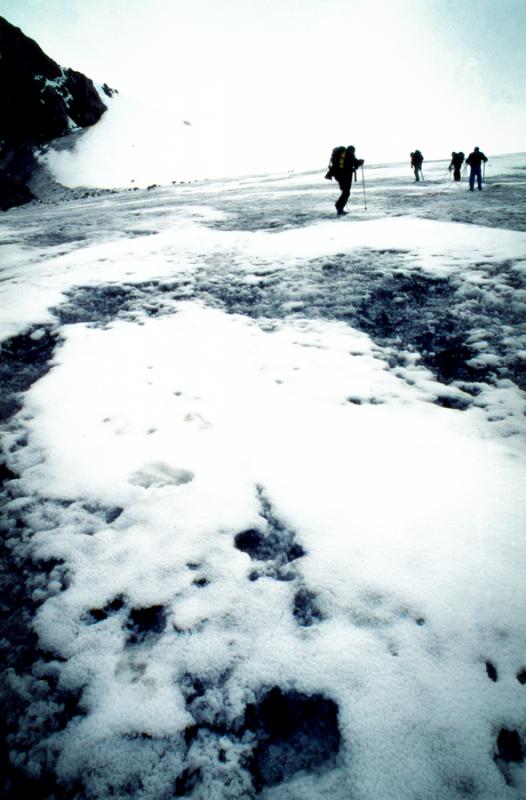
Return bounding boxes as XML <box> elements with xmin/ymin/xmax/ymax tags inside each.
<box><xmin>1</xmin><ymin>153</ymin><xmax>526</xmax><ymax>800</ymax></box>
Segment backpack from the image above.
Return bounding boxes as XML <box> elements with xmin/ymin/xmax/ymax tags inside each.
<box><xmin>325</xmin><ymin>146</ymin><xmax>346</xmax><ymax>179</ymax></box>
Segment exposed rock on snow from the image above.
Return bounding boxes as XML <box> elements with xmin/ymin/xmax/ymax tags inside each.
<box><xmin>0</xmin><ymin>326</ymin><xmax>59</xmax><ymax>421</ymax></box>
<box><xmin>245</xmin><ymin>687</ymin><xmax>341</xmax><ymax>790</ymax></box>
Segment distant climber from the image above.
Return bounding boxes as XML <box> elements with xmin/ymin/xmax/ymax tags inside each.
<box><xmin>466</xmin><ymin>146</ymin><xmax>488</xmax><ymax>191</ymax></box>
<box><xmin>325</xmin><ymin>145</ymin><xmax>364</xmax><ymax>215</ymax></box>
<box><xmin>449</xmin><ymin>151</ymin><xmax>465</xmax><ymax>181</ymax></box>
<box><xmin>410</xmin><ymin>150</ymin><xmax>424</xmax><ymax>181</ymax></box>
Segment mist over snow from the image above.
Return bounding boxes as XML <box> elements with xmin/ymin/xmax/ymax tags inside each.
<box><xmin>39</xmin><ymin>91</ymin><xmax>324</xmax><ymax>190</ymax></box>
<box><xmin>1</xmin><ymin>151</ymin><xmax>526</xmax><ymax>800</ymax></box>
<box><xmin>39</xmin><ymin>93</ymin><xmax>209</xmax><ymax>188</ymax></box>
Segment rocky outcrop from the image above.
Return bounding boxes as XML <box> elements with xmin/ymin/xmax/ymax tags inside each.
<box><xmin>0</xmin><ymin>15</ymin><xmax>110</xmax><ymax>210</ymax></box>
<box><xmin>0</xmin><ymin>169</ymin><xmax>35</xmax><ymax>211</ymax></box>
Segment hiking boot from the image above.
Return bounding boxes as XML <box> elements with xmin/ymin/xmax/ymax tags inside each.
<box><xmin>336</xmin><ymin>210</ymin><xmax>348</xmax><ymax>216</ymax></box>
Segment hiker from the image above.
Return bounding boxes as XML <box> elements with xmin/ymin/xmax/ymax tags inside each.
<box><xmin>410</xmin><ymin>150</ymin><xmax>424</xmax><ymax>181</ymax></box>
<box><xmin>449</xmin><ymin>151</ymin><xmax>465</xmax><ymax>181</ymax></box>
<box><xmin>465</xmin><ymin>146</ymin><xmax>488</xmax><ymax>191</ymax></box>
<box><xmin>325</xmin><ymin>145</ymin><xmax>364</xmax><ymax>215</ymax></box>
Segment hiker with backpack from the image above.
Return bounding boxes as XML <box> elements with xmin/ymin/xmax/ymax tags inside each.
<box><xmin>466</xmin><ymin>146</ymin><xmax>488</xmax><ymax>191</ymax></box>
<box><xmin>449</xmin><ymin>151</ymin><xmax>465</xmax><ymax>181</ymax></box>
<box><xmin>410</xmin><ymin>150</ymin><xmax>424</xmax><ymax>181</ymax></box>
<box><xmin>325</xmin><ymin>145</ymin><xmax>364</xmax><ymax>215</ymax></box>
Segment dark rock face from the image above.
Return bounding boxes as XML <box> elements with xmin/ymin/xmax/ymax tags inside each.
<box><xmin>0</xmin><ymin>16</ymin><xmax>107</xmax><ymax>147</ymax></box>
<box><xmin>0</xmin><ymin>168</ymin><xmax>35</xmax><ymax>211</ymax></box>
<box><xmin>63</xmin><ymin>68</ymin><xmax>108</xmax><ymax>129</ymax></box>
<box><xmin>0</xmin><ymin>15</ymin><xmax>109</xmax><ymax>210</ymax></box>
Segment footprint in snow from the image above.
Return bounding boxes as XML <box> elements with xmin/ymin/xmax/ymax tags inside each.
<box><xmin>184</xmin><ymin>412</ymin><xmax>212</xmax><ymax>430</ymax></box>
<box><xmin>481</xmin><ymin>658</ymin><xmax>526</xmax><ymax>780</ymax></box>
<box><xmin>129</xmin><ymin>461</ymin><xmax>194</xmax><ymax>488</ymax></box>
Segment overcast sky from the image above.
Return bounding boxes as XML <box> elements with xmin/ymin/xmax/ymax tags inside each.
<box><xmin>2</xmin><ymin>0</ymin><xmax>525</xmax><ymax>170</ymax></box>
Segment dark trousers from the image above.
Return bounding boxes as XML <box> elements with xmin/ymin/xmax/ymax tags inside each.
<box><xmin>469</xmin><ymin>167</ymin><xmax>482</xmax><ymax>190</ymax></box>
<box><xmin>335</xmin><ymin>177</ymin><xmax>352</xmax><ymax>213</ymax></box>
<box><xmin>453</xmin><ymin>166</ymin><xmax>461</xmax><ymax>181</ymax></box>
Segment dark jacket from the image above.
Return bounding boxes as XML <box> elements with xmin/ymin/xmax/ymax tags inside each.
<box><xmin>341</xmin><ymin>149</ymin><xmax>364</xmax><ymax>180</ymax></box>
<box><xmin>466</xmin><ymin>149</ymin><xmax>488</xmax><ymax>168</ymax></box>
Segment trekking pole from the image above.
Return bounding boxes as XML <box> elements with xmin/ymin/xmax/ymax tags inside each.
<box><xmin>420</xmin><ymin>168</ymin><xmax>424</xmax><ymax>182</ymax></box>
<box><xmin>483</xmin><ymin>162</ymin><xmax>486</xmax><ymax>184</ymax></box>
<box><xmin>361</xmin><ymin>165</ymin><xmax>367</xmax><ymax>210</ymax></box>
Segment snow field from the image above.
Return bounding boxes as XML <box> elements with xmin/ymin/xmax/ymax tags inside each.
<box><xmin>1</xmin><ymin>154</ymin><xmax>526</xmax><ymax>799</ymax></box>
<box><xmin>5</xmin><ymin>301</ymin><xmax>526</xmax><ymax>798</ymax></box>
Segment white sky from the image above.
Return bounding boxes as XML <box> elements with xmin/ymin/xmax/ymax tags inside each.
<box><xmin>2</xmin><ymin>0</ymin><xmax>526</xmax><ymax>171</ymax></box>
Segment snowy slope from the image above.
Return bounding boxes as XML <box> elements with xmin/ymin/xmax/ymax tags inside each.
<box><xmin>1</xmin><ymin>155</ymin><xmax>526</xmax><ymax>800</ymax></box>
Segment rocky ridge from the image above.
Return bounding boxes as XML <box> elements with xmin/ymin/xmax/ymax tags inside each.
<box><xmin>0</xmin><ymin>15</ymin><xmax>113</xmax><ymax>211</ymax></box>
